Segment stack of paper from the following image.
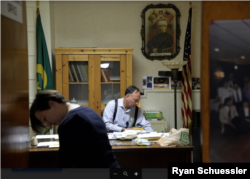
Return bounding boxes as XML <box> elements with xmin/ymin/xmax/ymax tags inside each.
<box><xmin>113</xmin><ymin>131</ymin><xmax>137</xmax><ymax>140</ymax></box>
<box><xmin>137</xmin><ymin>133</ymin><xmax>162</xmax><ymax>140</ymax></box>
<box><xmin>36</xmin><ymin>134</ymin><xmax>59</xmax><ymax>139</ymax></box>
<box><xmin>37</xmin><ymin>141</ymin><xmax>59</xmax><ymax>148</ymax></box>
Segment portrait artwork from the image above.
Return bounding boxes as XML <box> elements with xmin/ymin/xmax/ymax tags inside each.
<box><xmin>141</xmin><ymin>4</ymin><xmax>181</xmax><ymax>60</ymax></box>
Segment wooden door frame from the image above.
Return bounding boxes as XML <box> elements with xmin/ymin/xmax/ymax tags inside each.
<box><xmin>201</xmin><ymin>1</ymin><xmax>250</xmax><ymax>163</ymax></box>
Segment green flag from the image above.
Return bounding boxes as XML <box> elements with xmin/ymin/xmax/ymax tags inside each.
<box><xmin>36</xmin><ymin>9</ymin><xmax>53</xmax><ymax>135</ymax></box>
<box><xmin>36</xmin><ymin>9</ymin><xmax>54</xmax><ymax>92</ymax></box>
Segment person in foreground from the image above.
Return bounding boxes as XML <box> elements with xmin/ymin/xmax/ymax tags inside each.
<box><xmin>30</xmin><ymin>90</ymin><xmax>120</xmax><ymax>168</ymax></box>
<box><xmin>103</xmin><ymin>86</ymin><xmax>153</xmax><ymax>132</ymax></box>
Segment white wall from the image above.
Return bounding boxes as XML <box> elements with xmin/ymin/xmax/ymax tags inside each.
<box><xmin>26</xmin><ymin>1</ymin><xmax>202</xmax><ymax>136</ymax></box>
<box><xmin>140</xmin><ymin>90</ymin><xmax>200</xmax><ymax>130</ymax></box>
<box><xmin>26</xmin><ymin>1</ymin><xmax>52</xmax><ymax>139</ymax></box>
<box><xmin>51</xmin><ymin>1</ymin><xmax>202</xmax><ymax>91</ymax></box>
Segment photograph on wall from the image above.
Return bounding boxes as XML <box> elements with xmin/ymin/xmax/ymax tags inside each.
<box><xmin>159</xmin><ymin>71</ymin><xmax>182</xmax><ymax>90</ymax></box>
<box><xmin>192</xmin><ymin>77</ymin><xmax>200</xmax><ymax>90</ymax></box>
<box><xmin>153</xmin><ymin>76</ymin><xmax>171</xmax><ymax>89</ymax></box>
<box><xmin>142</xmin><ymin>76</ymin><xmax>153</xmax><ymax>89</ymax></box>
<box><xmin>171</xmin><ymin>80</ymin><xmax>182</xmax><ymax>90</ymax></box>
<box><xmin>209</xmin><ymin>19</ymin><xmax>250</xmax><ymax>163</ymax></box>
<box><xmin>141</xmin><ymin>3</ymin><xmax>180</xmax><ymax>60</ymax></box>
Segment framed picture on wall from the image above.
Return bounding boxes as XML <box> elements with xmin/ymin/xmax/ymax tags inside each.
<box><xmin>153</xmin><ymin>76</ymin><xmax>171</xmax><ymax>89</ymax></box>
<box><xmin>141</xmin><ymin>3</ymin><xmax>181</xmax><ymax>61</ymax></box>
<box><xmin>142</xmin><ymin>76</ymin><xmax>153</xmax><ymax>89</ymax></box>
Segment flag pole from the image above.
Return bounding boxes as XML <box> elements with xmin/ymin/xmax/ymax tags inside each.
<box><xmin>36</xmin><ymin>0</ymin><xmax>39</xmax><ymax>9</ymax></box>
<box><xmin>37</xmin><ymin>1</ymin><xmax>40</xmax><ymax>16</ymax></box>
<box><xmin>187</xmin><ymin>2</ymin><xmax>192</xmax><ymax>129</ymax></box>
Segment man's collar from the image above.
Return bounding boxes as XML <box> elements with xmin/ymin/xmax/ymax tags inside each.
<box><xmin>118</xmin><ymin>98</ymin><xmax>124</xmax><ymax>107</ymax></box>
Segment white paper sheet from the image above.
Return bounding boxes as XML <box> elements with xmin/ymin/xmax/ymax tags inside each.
<box><xmin>36</xmin><ymin>134</ymin><xmax>59</xmax><ymax>139</ymax></box>
<box><xmin>37</xmin><ymin>141</ymin><xmax>59</xmax><ymax>148</ymax></box>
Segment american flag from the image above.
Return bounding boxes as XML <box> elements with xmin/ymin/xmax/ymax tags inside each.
<box><xmin>163</xmin><ymin>11</ymin><xmax>174</xmax><ymax>22</ymax></box>
<box><xmin>181</xmin><ymin>7</ymin><xmax>192</xmax><ymax>128</ymax></box>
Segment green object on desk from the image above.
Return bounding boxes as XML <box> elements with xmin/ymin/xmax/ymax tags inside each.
<box><xmin>143</xmin><ymin>111</ymin><xmax>162</xmax><ymax>119</ymax></box>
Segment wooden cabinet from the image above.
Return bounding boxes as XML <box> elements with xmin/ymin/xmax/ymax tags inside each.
<box><xmin>55</xmin><ymin>48</ymin><xmax>133</xmax><ymax>116</ymax></box>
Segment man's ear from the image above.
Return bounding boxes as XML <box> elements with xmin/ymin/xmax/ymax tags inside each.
<box><xmin>48</xmin><ymin>100</ymin><xmax>55</xmax><ymax>108</ymax></box>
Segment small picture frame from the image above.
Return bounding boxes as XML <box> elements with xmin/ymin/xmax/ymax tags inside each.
<box><xmin>142</xmin><ymin>76</ymin><xmax>153</xmax><ymax>89</ymax></box>
<box><xmin>153</xmin><ymin>76</ymin><xmax>171</xmax><ymax>89</ymax></box>
<box><xmin>171</xmin><ymin>79</ymin><xmax>182</xmax><ymax>90</ymax></box>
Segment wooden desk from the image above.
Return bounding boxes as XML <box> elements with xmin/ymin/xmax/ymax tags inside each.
<box><xmin>29</xmin><ymin>142</ymin><xmax>193</xmax><ymax>168</ymax></box>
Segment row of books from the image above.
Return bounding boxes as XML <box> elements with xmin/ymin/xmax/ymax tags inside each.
<box><xmin>101</xmin><ymin>69</ymin><xmax>111</xmax><ymax>82</ymax></box>
<box><xmin>69</xmin><ymin>62</ymin><xmax>88</xmax><ymax>82</ymax></box>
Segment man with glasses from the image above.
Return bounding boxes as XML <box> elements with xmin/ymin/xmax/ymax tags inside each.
<box><xmin>103</xmin><ymin>86</ymin><xmax>153</xmax><ymax>132</ymax></box>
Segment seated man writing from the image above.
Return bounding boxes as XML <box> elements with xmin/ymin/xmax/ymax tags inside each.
<box><xmin>103</xmin><ymin>86</ymin><xmax>153</xmax><ymax>132</ymax></box>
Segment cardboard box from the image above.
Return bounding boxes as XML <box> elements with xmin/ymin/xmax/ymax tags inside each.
<box><xmin>143</xmin><ymin>111</ymin><xmax>162</xmax><ymax>119</ymax></box>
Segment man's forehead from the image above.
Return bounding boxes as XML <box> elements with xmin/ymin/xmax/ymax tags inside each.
<box><xmin>132</xmin><ymin>91</ymin><xmax>140</xmax><ymax>98</ymax></box>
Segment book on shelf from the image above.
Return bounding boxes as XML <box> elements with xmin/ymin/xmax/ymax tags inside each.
<box><xmin>101</xmin><ymin>70</ymin><xmax>105</xmax><ymax>82</ymax></box>
<box><xmin>82</xmin><ymin>64</ymin><xmax>88</xmax><ymax>82</ymax></box>
<box><xmin>74</xmin><ymin>63</ymin><xmax>84</xmax><ymax>82</ymax></box>
<box><xmin>71</xmin><ymin>63</ymin><xmax>79</xmax><ymax>82</ymax></box>
<box><xmin>104</xmin><ymin>70</ymin><xmax>111</xmax><ymax>82</ymax></box>
<box><xmin>77</xmin><ymin>62</ymin><xmax>86</xmax><ymax>82</ymax></box>
<box><xmin>101</xmin><ymin>69</ymin><xmax>108</xmax><ymax>82</ymax></box>
<box><xmin>68</xmin><ymin>65</ymin><xmax>74</xmax><ymax>82</ymax></box>
<box><xmin>69</xmin><ymin>63</ymin><xmax>77</xmax><ymax>82</ymax></box>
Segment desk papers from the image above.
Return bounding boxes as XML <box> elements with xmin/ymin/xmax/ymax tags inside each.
<box><xmin>137</xmin><ymin>133</ymin><xmax>162</xmax><ymax>140</ymax></box>
<box><xmin>37</xmin><ymin>141</ymin><xmax>59</xmax><ymax>148</ymax></box>
<box><xmin>36</xmin><ymin>134</ymin><xmax>59</xmax><ymax>139</ymax></box>
<box><xmin>113</xmin><ymin>131</ymin><xmax>137</xmax><ymax>140</ymax></box>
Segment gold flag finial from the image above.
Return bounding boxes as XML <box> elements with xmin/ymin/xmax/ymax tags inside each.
<box><xmin>37</xmin><ymin>1</ymin><xmax>39</xmax><ymax>9</ymax></box>
<box><xmin>189</xmin><ymin>2</ymin><xmax>192</xmax><ymax>8</ymax></box>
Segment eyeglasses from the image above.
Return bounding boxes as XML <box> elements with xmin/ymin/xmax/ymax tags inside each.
<box><xmin>132</xmin><ymin>98</ymin><xmax>140</xmax><ymax>103</ymax></box>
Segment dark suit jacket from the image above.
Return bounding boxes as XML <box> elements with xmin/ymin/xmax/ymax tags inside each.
<box><xmin>58</xmin><ymin>106</ymin><xmax>120</xmax><ymax>168</ymax></box>
<box><xmin>239</xmin><ymin>107</ymin><xmax>250</xmax><ymax>120</ymax></box>
<box><xmin>238</xmin><ymin>107</ymin><xmax>250</xmax><ymax>132</ymax></box>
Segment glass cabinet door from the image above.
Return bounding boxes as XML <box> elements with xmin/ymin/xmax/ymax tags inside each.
<box><xmin>68</xmin><ymin>61</ymin><xmax>89</xmax><ymax>105</ymax></box>
<box><xmin>101</xmin><ymin>61</ymin><xmax>120</xmax><ymax>105</ymax></box>
<box><xmin>56</xmin><ymin>49</ymin><xmax>133</xmax><ymax>117</ymax></box>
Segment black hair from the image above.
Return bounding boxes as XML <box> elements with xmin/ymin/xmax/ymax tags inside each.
<box><xmin>242</xmin><ymin>100</ymin><xmax>249</xmax><ymax>104</ymax></box>
<box><xmin>125</xmin><ymin>86</ymin><xmax>140</xmax><ymax>96</ymax></box>
<box><xmin>30</xmin><ymin>90</ymin><xmax>67</xmax><ymax>133</ymax></box>
<box><xmin>224</xmin><ymin>97</ymin><xmax>232</xmax><ymax>105</ymax></box>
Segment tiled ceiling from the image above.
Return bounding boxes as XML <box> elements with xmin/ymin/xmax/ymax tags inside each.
<box><xmin>209</xmin><ymin>19</ymin><xmax>250</xmax><ymax>65</ymax></box>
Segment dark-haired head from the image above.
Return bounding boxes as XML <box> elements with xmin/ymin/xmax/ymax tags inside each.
<box><xmin>125</xmin><ymin>86</ymin><xmax>140</xmax><ymax>96</ymax></box>
<box><xmin>224</xmin><ymin>97</ymin><xmax>232</xmax><ymax>106</ymax></box>
<box><xmin>30</xmin><ymin>90</ymin><xmax>67</xmax><ymax>133</ymax></box>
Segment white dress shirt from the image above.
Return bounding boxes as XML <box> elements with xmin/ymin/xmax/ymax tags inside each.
<box><xmin>103</xmin><ymin>98</ymin><xmax>153</xmax><ymax>132</ymax></box>
<box><xmin>233</xmin><ymin>88</ymin><xmax>242</xmax><ymax>103</ymax></box>
<box><xmin>244</xmin><ymin>108</ymin><xmax>249</xmax><ymax>117</ymax></box>
<box><xmin>218</xmin><ymin>87</ymin><xmax>233</xmax><ymax>104</ymax></box>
